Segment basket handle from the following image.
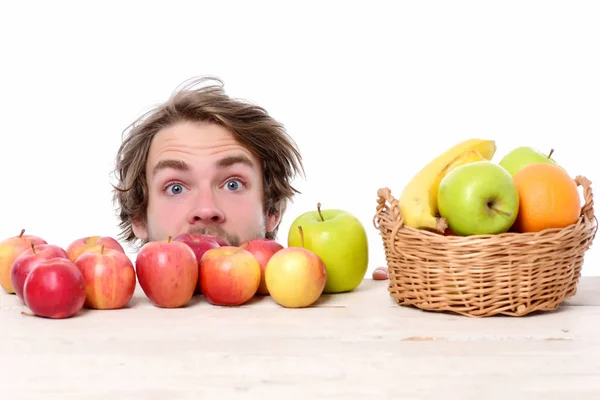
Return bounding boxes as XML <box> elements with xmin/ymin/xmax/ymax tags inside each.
<box><xmin>576</xmin><ymin>175</ymin><xmax>594</xmax><ymax>221</ymax></box>
<box><xmin>373</xmin><ymin>187</ymin><xmax>403</xmax><ymax>230</ymax></box>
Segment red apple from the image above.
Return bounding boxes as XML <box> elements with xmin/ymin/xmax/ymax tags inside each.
<box><xmin>0</xmin><ymin>229</ymin><xmax>47</xmax><ymax>294</ymax></box>
<box><xmin>241</xmin><ymin>238</ymin><xmax>284</xmax><ymax>295</ymax></box>
<box><xmin>173</xmin><ymin>233</ymin><xmax>223</xmax><ymax>293</ymax></box>
<box><xmin>199</xmin><ymin>244</ymin><xmax>261</xmax><ymax>306</ymax></box>
<box><xmin>10</xmin><ymin>243</ymin><xmax>68</xmax><ymax>303</ymax></box>
<box><xmin>135</xmin><ymin>236</ymin><xmax>198</xmax><ymax>308</ymax></box>
<box><xmin>66</xmin><ymin>235</ymin><xmax>125</xmax><ymax>263</ymax></box>
<box><xmin>264</xmin><ymin>246</ymin><xmax>327</xmax><ymax>308</ymax></box>
<box><xmin>74</xmin><ymin>245</ymin><xmax>136</xmax><ymax>310</ymax></box>
<box><xmin>23</xmin><ymin>258</ymin><xmax>86</xmax><ymax>319</ymax></box>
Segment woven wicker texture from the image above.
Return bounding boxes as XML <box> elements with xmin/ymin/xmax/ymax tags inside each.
<box><xmin>373</xmin><ymin>175</ymin><xmax>598</xmax><ymax>317</ymax></box>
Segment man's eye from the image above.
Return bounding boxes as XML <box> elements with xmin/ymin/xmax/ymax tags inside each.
<box><xmin>166</xmin><ymin>183</ymin><xmax>185</xmax><ymax>195</ymax></box>
<box><xmin>225</xmin><ymin>179</ymin><xmax>243</xmax><ymax>191</ymax></box>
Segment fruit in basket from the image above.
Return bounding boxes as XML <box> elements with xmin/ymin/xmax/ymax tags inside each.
<box><xmin>448</xmin><ymin>149</ymin><xmax>488</xmax><ymax>171</ymax></box>
<box><xmin>135</xmin><ymin>236</ymin><xmax>198</xmax><ymax>308</ymax></box>
<box><xmin>512</xmin><ymin>163</ymin><xmax>581</xmax><ymax>233</ymax></box>
<box><xmin>74</xmin><ymin>245</ymin><xmax>136</xmax><ymax>310</ymax></box>
<box><xmin>429</xmin><ymin>149</ymin><xmax>487</xmax><ymax>205</ymax></box>
<box><xmin>0</xmin><ymin>229</ymin><xmax>47</xmax><ymax>294</ymax></box>
<box><xmin>10</xmin><ymin>243</ymin><xmax>68</xmax><ymax>303</ymax></box>
<box><xmin>199</xmin><ymin>244</ymin><xmax>261</xmax><ymax>306</ymax></box>
<box><xmin>498</xmin><ymin>146</ymin><xmax>557</xmax><ymax>176</ymax></box>
<box><xmin>398</xmin><ymin>138</ymin><xmax>497</xmax><ymax>233</ymax></box>
<box><xmin>265</xmin><ymin>232</ymin><xmax>327</xmax><ymax>308</ymax></box>
<box><xmin>241</xmin><ymin>238</ymin><xmax>284</xmax><ymax>295</ymax></box>
<box><xmin>437</xmin><ymin>161</ymin><xmax>519</xmax><ymax>235</ymax></box>
<box><xmin>287</xmin><ymin>203</ymin><xmax>368</xmax><ymax>293</ymax></box>
<box><xmin>66</xmin><ymin>236</ymin><xmax>125</xmax><ymax>263</ymax></box>
<box><xmin>23</xmin><ymin>257</ymin><xmax>86</xmax><ymax>319</ymax></box>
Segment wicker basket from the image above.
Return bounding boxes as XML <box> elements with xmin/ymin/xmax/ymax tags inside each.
<box><xmin>373</xmin><ymin>175</ymin><xmax>598</xmax><ymax>317</ymax></box>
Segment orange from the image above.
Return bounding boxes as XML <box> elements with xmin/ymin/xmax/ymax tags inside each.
<box><xmin>512</xmin><ymin>163</ymin><xmax>581</xmax><ymax>233</ymax></box>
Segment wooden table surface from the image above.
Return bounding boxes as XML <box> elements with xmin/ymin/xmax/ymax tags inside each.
<box><xmin>1</xmin><ymin>277</ymin><xmax>599</xmax><ymax>399</ymax></box>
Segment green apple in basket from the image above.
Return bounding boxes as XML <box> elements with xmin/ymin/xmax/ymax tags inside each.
<box><xmin>498</xmin><ymin>146</ymin><xmax>557</xmax><ymax>176</ymax></box>
<box><xmin>288</xmin><ymin>203</ymin><xmax>369</xmax><ymax>293</ymax></box>
<box><xmin>437</xmin><ymin>161</ymin><xmax>520</xmax><ymax>236</ymax></box>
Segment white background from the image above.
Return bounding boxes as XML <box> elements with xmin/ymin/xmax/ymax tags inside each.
<box><xmin>1</xmin><ymin>1</ymin><xmax>599</xmax><ymax>276</ymax></box>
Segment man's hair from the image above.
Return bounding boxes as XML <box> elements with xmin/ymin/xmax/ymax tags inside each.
<box><xmin>112</xmin><ymin>76</ymin><xmax>304</xmax><ymax>250</ymax></box>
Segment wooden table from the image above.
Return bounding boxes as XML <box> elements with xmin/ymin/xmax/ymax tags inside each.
<box><xmin>1</xmin><ymin>277</ymin><xmax>599</xmax><ymax>399</ymax></box>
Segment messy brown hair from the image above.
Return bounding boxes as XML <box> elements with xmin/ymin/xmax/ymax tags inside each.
<box><xmin>112</xmin><ymin>76</ymin><xmax>304</xmax><ymax>250</ymax></box>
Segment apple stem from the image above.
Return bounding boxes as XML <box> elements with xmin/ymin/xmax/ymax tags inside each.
<box><xmin>298</xmin><ymin>226</ymin><xmax>305</xmax><ymax>248</ymax></box>
<box><xmin>100</xmin><ymin>244</ymin><xmax>105</xmax><ymax>255</ymax></box>
<box><xmin>490</xmin><ymin>205</ymin><xmax>512</xmax><ymax>217</ymax></box>
<box><xmin>317</xmin><ymin>203</ymin><xmax>324</xmax><ymax>222</ymax></box>
<box><xmin>233</xmin><ymin>242</ymin><xmax>250</xmax><ymax>254</ymax></box>
<box><xmin>30</xmin><ymin>242</ymin><xmax>36</xmax><ymax>254</ymax></box>
<box><xmin>167</xmin><ymin>236</ymin><xmax>172</xmax><ymax>243</ymax></box>
<box><xmin>19</xmin><ymin>229</ymin><xmax>25</xmax><ymax>238</ymax></box>
<box><xmin>548</xmin><ymin>148</ymin><xmax>554</xmax><ymax>159</ymax></box>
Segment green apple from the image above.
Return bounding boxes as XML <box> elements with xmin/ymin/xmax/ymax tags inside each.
<box><xmin>498</xmin><ymin>146</ymin><xmax>556</xmax><ymax>176</ymax></box>
<box><xmin>437</xmin><ymin>161</ymin><xmax>519</xmax><ymax>236</ymax></box>
<box><xmin>287</xmin><ymin>203</ymin><xmax>368</xmax><ymax>293</ymax></box>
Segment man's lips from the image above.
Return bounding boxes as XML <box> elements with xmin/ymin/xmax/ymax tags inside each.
<box><xmin>186</xmin><ymin>229</ymin><xmax>232</xmax><ymax>246</ymax></box>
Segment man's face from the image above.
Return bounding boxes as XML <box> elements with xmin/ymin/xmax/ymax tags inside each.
<box><xmin>131</xmin><ymin>120</ymin><xmax>280</xmax><ymax>246</ymax></box>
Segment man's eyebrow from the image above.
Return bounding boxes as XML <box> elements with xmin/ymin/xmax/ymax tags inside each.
<box><xmin>217</xmin><ymin>155</ymin><xmax>255</xmax><ymax>169</ymax></box>
<box><xmin>151</xmin><ymin>159</ymin><xmax>190</xmax><ymax>176</ymax></box>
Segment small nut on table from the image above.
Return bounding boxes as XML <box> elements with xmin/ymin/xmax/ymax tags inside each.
<box><xmin>372</xmin><ymin>267</ymin><xmax>389</xmax><ymax>280</ymax></box>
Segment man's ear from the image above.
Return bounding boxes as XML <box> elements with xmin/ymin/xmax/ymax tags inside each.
<box><xmin>266</xmin><ymin>212</ymin><xmax>282</xmax><ymax>234</ymax></box>
<box><xmin>131</xmin><ymin>216</ymin><xmax>148</xmax><ymax>241</ymax></box>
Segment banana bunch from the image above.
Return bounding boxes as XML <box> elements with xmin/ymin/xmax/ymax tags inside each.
<box><xmin>398</xmin><ymin>138</ymin><xmax>497</xmax><ymax>232</ymax></box>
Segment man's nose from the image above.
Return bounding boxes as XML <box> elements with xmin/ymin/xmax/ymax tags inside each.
<box><xmin>188</xmin><ymin>190</ymin><xmax>225</xmax><ymax>224</ymax></box>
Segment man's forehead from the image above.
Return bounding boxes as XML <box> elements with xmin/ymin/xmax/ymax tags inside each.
<box><xmin>146</xmin><ymin>122</ymin><xmax>260</xmax><ymax>175</ymax></box>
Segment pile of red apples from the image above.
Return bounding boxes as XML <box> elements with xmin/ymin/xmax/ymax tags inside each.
<box><xmin>0</xmin><ymin>228</ymin><xmax>327</xmax><ymax>319</ymax></box>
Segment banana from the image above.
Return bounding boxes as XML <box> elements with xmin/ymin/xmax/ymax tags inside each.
<box><xmin>427</xmin><ymin>149</ymin><xmax>488</xmax><ymax>211</ymax></box>
<box><xmin>398</xmin><ymin>139</ymin><xmax>496</xmax><ymax>232</ymax></box>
